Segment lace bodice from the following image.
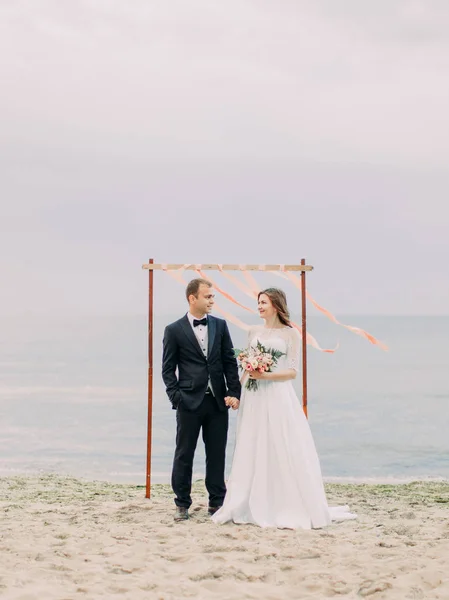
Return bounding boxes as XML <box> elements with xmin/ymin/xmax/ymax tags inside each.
<box><xmin>247</xmin><ymin>325</ymin><xmax>301</xmax><ymax>372</ymax></box>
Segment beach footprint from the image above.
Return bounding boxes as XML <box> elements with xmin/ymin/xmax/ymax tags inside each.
<box><xmin>358</xmin><ymin>580</ymin><xmax>392</xmax><ymax>597</ymax></box>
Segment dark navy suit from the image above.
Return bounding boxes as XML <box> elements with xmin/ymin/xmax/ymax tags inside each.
<box><xmin>162</xmin><ymin>314</ymin><xmax>241</xmax><ymax>508</ymax></box>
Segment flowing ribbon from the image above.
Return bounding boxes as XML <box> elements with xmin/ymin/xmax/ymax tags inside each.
<box><xmin>291</xmin><ymin>323</ymin><xmax>339</xmax><ymax>354</ymax></box>
<box><xmin>216</xmin><ymin>265</ymin><xmax>258</xmax><ymax>301</ymax></box>
<box><xmin>195</xmin><ymin>269</ymin><xmax>253</xmax><ymax>313</ymax></box>
<box><xmin>163</xmin><ymin>267</ymin><xmax>249</xmax><ymax>329</ymax></box>
<box><xmin>192</xmin><ymin>268</ymin><xmax>336</xmax><ymax>352</ymax></box>
<box><xmin>239</xmin><ymin>265</ymin><xmax>260</xmax><ymax>298</ymax></box>
<box><xmin>280</xmin><ymin>272</ymin><xmax>388</xmax><ymax>351</ymax></box>
<box><xmin>211</xmin><ymin>304</ymin><xmax>251</xmax><ymax>331</ymax></box>
<box><xmin>162</xmin><ymin>264</ymin><xmax>379</xmax><ymax>352</ymax></box>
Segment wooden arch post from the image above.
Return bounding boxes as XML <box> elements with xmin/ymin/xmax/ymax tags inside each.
<box><xmin>146</xmin><ymin>258</ymin><xmax>154</xmax><ymax>499</ymax></box>
<box><xmin>142</xmin><ymin>261</ymin><xmax>313</xmax><ymax>499</ymax></box>
<box><xmin>301</xmin><ymin>258</ymin><xmax>308</xmax><ymax>419</ymax></box>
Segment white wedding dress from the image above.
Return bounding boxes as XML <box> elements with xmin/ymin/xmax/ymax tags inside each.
<box><xmin>212</xmin><ymin>325</ymin><xmax>356</xmax><ymax>529</ymax></box>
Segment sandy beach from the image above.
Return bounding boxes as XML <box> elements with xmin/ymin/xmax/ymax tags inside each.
<box><xmin>0</xmin><ymin>475</ymin><xmax>448</xmax><ymax>600</ymax></box>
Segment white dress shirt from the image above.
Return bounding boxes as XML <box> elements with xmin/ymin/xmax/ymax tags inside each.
<box><xmin>187</xmin><ymin>312</ymin><xmax>209</xmax><ymax>357</ymax></box>
<box><xmin>187</xmin><ymin>312</ymin><xmax>214</xmax><ymax>395</ymax></box>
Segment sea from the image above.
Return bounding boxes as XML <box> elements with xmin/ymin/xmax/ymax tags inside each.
<box><xmin>1</xmin><ymin>314</ymin><xmax>448</xmax><ymax>484</ymax></box>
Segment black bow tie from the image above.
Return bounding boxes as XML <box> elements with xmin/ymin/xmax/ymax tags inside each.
<box><xmin>193</xmin><ymin>318</ymin><xmax>208</xmax><ymax>327</ymax></box>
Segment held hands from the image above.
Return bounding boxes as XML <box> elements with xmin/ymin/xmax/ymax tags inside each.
<box><xmin>225</xmin><ymin>396</ymin><xmax>240</xmax><ymax>410</ymax></box>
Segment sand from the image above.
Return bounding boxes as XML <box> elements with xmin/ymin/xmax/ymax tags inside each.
<box><xmin>1</xmin><ymin>475</ymin><xmax>448</xmax><ymax>599</ymax></box>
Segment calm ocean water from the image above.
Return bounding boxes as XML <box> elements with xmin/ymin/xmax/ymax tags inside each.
<box><xmin>1</xmin><ymin>314</ymin><xmax>448</xmax><ymax>484</ymax></box>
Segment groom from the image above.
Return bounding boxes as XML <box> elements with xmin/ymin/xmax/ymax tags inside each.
<box><xmin>162</xmin><ymin>278</ymin><xmax>241</xmax><ymax>521</ymax></box>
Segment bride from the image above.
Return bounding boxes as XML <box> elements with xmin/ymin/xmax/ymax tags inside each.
<box><xmin>212</xmin><ymin>287</ymin><xmax>356</xmax><ymax>529</ymax></box>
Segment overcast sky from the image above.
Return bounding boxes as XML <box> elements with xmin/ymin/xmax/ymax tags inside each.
<box><xmin>1</xmin><ymin>0</ymin><xmax>448</xmax><ymax>317</ymax></box>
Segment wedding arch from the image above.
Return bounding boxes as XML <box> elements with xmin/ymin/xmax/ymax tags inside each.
<box><xmin>141</xmin><ymin>259</ymin><xmax>386</xmax><ymax>498</ymax></box>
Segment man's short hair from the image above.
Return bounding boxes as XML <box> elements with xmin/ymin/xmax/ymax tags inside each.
<box><xmin>185</xmin><ymin>278</ymin><xmax>212</xmax><ymax>302</ymax></box>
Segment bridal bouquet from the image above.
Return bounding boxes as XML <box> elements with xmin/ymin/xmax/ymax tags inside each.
<box><xmin>234</xmin><ymin>341</ymin><xmax>285</xmax><ymax>391</ymax></box>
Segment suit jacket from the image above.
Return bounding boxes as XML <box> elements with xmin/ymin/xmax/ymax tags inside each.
<box><xmin>162</xmin><ymin>314</ymin><xmax>241</xmax><ymax>411</ymax></box>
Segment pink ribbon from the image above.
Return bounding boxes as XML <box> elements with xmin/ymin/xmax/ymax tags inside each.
<box><xmin>163</xmin><ymin>265</ymin><xmax>383</xmax><ymax>353</ymax></box>
<box><xmin>282</xmin><ymin>272</ymin><xmax>388</xmax><ymax>351</ymax></box>
<box><xmin>195</xmin><ymin>270</ymin><xmax>253</xmax><ymax>313</ymax></box>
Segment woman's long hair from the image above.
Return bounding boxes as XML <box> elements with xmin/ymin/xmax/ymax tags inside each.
<box><xmin>258</xmin><ymin>288</ymin><xmax>292</xmax><ymax>327</ymax></box>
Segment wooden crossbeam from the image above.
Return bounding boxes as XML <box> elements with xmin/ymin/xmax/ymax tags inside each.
<box><xmin>142</xmin><ymin>263</ymin><xmax>313</xmax><ymax>271</ymax></box>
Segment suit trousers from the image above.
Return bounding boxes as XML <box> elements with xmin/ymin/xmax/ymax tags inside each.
<box><xmin>172</xmin><ymin>393</ymin><xmax>229</xmax><ymax>509</ymax></box>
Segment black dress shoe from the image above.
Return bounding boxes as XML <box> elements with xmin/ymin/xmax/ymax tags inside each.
<box><xmin>174</xmin><ymin>507</ymin><xmax>189</xmax><ymax>521</ymax></box>
<box><xmin>208</xmin><ymin>505</ymin><xmax>222</xmax><ymax>516</ymax></box>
